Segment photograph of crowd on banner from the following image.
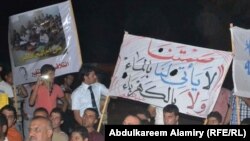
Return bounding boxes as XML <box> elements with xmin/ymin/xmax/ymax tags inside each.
<box><xmin>9</xmin><ymin>5</ymin><xmax>66</xmax><ymax>67</ymax></box>
<box><xmin>8</xmin><ymin>1</ymin><xmax>82</xmax><ymax>86</ymax></box>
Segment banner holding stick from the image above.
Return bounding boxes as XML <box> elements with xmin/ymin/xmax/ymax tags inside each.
<box><xmin>97</xmin><ymin>96</ymin><xmax>110</xmax><ymax>132</ymax></box>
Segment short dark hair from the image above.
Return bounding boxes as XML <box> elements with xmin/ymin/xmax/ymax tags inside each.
<box><xmin>71</xmin><ymin>126</ymin><xmax>89</xmax><ymax>139</ymax></box>
<box><xmin>40</xmin><ymin>64</ymin><xmax>55</xmax><ymax>74</ymax></box>
<box><xmin>79</xmin><ymin>65</ymin><xmax>95</xmax><ymax>81</ymax></box>
<box><xmin>0</xmin><ymin>105</ymin><xmax>17</xmax><ymax>120</ymax></box>
<box><xmin>50</xmin><ymin>108</ymin><xmax>64</xmax><ymax>121</ymax></box>
<box><xmin>207</xmin><ymin>111</ymin><xmax>222</xmax><ymax>123</ymax></box>
<box><xmin>84</xmin><ymin>108</ymin><xmax>99</xmax><ymax>119</ymax></box>
<box><xmin>163</xmin><ymin>104</ymin><xmax>179</xmax><ymax>116</ymax></box>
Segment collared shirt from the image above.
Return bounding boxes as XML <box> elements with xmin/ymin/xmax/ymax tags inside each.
<box><xmin>0</xmin><ymin>81</ymin><xmax>14</xmax><ymax>98</ymax></box>
<box><xmin>71</xmin><ymin>82</ymin><xmax>108</xmax><ymax>116</ymax></box>
<box><xmin>230</xmin><ymin>95</ymin><xmax>250</xmax><ymax>125</ymax></box>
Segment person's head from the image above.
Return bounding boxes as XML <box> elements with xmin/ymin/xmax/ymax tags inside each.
<box><xmin>0</xmin><ymin>113</ymin><xmax>8</xmax><ymax>140</ymax></box>
<box><xmin>241</xmin><ymin>118</ymin><xmax>250</xmax><ymax>125</ymax></box>
<box><xmin>122</xmin><ymin>115</ymin><xmax>141</xmax><ymax>125</ymax></box>
<box><xmin>163</xmin><ymin>104</ymin><xmax>179</xmax><ymax>125</ymax></box>
<box><xmin>82</xmin><ymin>108</ymin><xmax>98</xmax><ymax>129</ymax></box>
<box><xmin>70</xmin><ymin>126</ymin><xmax>89</xmax><ymax>141</ymax></box>
<box><xmin>63</xmin><ymin>74</ymin><xmax>74</xmax><ymax>86</ymax></box>
<box><xmin>0</xmin><ymin>105</ymin><xmax>17</xmax><ymax>128</ymax></box>
<box><xmin>34</xmin><ymin>108</ymin><xmax>49</xmax><ymax>118</ymax></box>
<box><xmin>29</xmin><ymin>116</ymin><xmax>53</xmax><ymax>141</ymax></box>
<box><xmin>2</xmin><ymin>69</ymin><xmax>12</xmax><ymax>85</ymax></box>
<box><xmin>136</xmin><ymin>110</ymin><xmax>151</xmax><ymax>125</ymax></box>
<box><xmin>79</xmin><ymin>65</ymin><xmax>97</xmax><ymax>84</ymax></box>
<box><xmin>50</xmin><ymin>108</ymin><xmax>64</xmax><ymax>130</ymax></box>
<box><xmin>40</xmin><ymin>64</ymin><xmax>55</xmax><ymax>82</ymax></box>
<box><xmin>206</xmin><ymin>111</ymin><xmax>222</xmax><ymax>125</ymax></box>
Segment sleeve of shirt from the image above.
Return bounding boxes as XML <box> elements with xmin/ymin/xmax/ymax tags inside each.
<box><xmin>6</xmin><ymin>84</ymin><xmax>14</xmax><ymax>98</ymax></box>
<box><xmin>55</xmin><ymin>84</ymin><xmax>64</xmax><ymax>98</ymax></box>
<box><xmin>71</xmin><ymin>91</ymin><xmax>80</xmax><ymax>110</ymax></box>
<box><xmin>99</xmin><ymin>83</ymin><xmax>109</xmax><ymax>96</ymax></box>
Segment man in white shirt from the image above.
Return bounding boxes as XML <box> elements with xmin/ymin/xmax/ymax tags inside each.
<box><xmin>71</xmin><ymin>65</ymin><xmax>108</xmax><ymax>126</ymax></box>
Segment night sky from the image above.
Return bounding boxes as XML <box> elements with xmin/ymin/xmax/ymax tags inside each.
<box><xmin>1</xmin><ymin>0</ymin><xmax>250</xmax><ymax>89</ymax></box>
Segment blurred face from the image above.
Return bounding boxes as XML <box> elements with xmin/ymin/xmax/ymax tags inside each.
<box><xmin>207</xmin><ymin>117</ymin><xmax>220</xmax><ymax>125</ymax></box>
<box><xmin>29</xmin><ymin>119</ymin><xmax>53</xmax><ymax>141</ymax></box>
<box><xmin>84</xmin><ymin>71</ymin><xmax>97</xmax><ymax>84</ymax></box>
<box><xmin>0</xmin><ymin>124</ymin><xmax>7</xmax><ymax>138</ymax></box>
<box><xmin>65</xmin><ymin>75</ymin><xmax>74</xmax><ymax>86</ymax></box>
<box><xmin>123</xmin><ymin>115</ymin><xmax>141</xmax><ymax>125</ymax></box>
<box><xmin>2</xmin><ymin>110</ymin><xmax>15</xmax><ymax>128</ymax></box>
<box><xmin>50</xmin><ymin>112</ymin><xmax>62</xmax><ymax>129</ymax></box>
<box><xmin>4</xmin><ymin>72</ymin><xmax>13</xmax><ymax>85</ymax></box>
<box><xmin>164</xmin><ymin>112</ymin><xmax>179</xmax><ymax>125</ymax></box>
<box><xmin>70</xmin><ymin>132</ymin><xmax>86</xmax><ymax>141</ymax></box>
<box><xmin>47</xmin><ymin>71</ymin><xmax>55</xmax><ymax>82</ymax></box>
<box><xmin>42</xmin><ymin>71</ymin><xmax>55</xmax><ymax>83</ymax></box>
<box><xmin>82</xmin><ymin>110</ymin><xmax>97</xmax><ymax>128</ymax></box>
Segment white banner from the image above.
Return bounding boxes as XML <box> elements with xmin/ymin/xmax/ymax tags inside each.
<box><xmin>231</xmin><ymin>26</ymin><xmax>250</xmax><ymax>98</ymax></box>
<box><xmin>8</xmin><ymin>1</ymin><xmax>82</xmax><ymax>85</ymax></box>
<box><xmin>109</xmin><ymin>33</ymin><xmax>233</xmax><ymax>118</ymax></box>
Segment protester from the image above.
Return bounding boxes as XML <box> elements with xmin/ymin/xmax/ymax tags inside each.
<box><xmin>29</xmin><ymin>64</ymin><xmax>67</xmax><ymax>114</ymax></box>
<box><xmin>71</xmin><ymin>65</ymin><xmax>108</xmax><ymax>126</ymax></box>
<box><xmin>28</xmin><ymin>116</ymin><xmax>53</xmax><ymax>141</ymax></box>
<box><xmin>82</xmin><ymin>108</ymin><xmax>104</xmax><ymax>141</ymax></box>
<box><xmin>163</xmin><ymin>104</ymin><xmax>179</xmax><ymax>125</ymax></box>
<box><xmin>70</xmin><ymin>126</ymin><xmax>89</xmax><ymax>141</ymax></box>
<box><xmin>206</xmin><ymin>111</ymin><xmax>222</xmax><ymax>125</ymax></box>
<box><xmin>1</xmin><ymin>105</ymin><xmax>22</xmax><ymax>141</ymax></box>
<box><xmin>50</xmin><ymin>108</ymin><xmax>68</xmax><ymax>141</ymax></box>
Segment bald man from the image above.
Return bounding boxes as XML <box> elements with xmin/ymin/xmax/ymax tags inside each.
<box><xmin>29</xmin><ymin>116</ymin><xmax>53</xmax><ymax>141</ymax></box>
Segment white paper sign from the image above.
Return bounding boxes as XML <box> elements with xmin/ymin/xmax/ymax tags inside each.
<box><xmin>231</xmin><ymin>26</ymin><xmax>250</xmax><ymax>98</ymax></box>
<box><xmin>109</xmin><ymin>33</ymin><xmax>233</xmax><ymax>118</ymax></box>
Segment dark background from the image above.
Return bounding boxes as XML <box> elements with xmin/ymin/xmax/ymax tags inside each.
<box><xmin>1</xmin><ymin>0</ymin><xmax>250</xmax><ymax>89</ymax></box>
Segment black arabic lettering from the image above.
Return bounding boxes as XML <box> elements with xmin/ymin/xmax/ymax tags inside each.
<box><xmin>139</xmin><ymin>85</ymin><xmax>167</xmax><ymax>101</ymax></box>
<box><xmin>203</xmin><ymin>71</ymin><xmax>217</xmax><ymax>90</ymax></box>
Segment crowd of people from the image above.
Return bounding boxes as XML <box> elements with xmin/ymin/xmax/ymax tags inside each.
<box><xmin>0</xmin><ymin>62</ymin><xmax>250</xmax><ymax>141</ymax></box>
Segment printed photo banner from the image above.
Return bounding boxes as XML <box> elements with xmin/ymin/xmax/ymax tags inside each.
<box><xmin>231</xmin><ymin>26</ymin><xmax>250</xmax><ymax>98</ymax></box>
<box><xmin>109</xmin><ymin>33</ymin><xmax>233</xmax><ymax>118</ymax></box>
<box><xmin>8</xmin><ymin>1</ymin><xmax>82</xmax><ymax>85</ymax></box>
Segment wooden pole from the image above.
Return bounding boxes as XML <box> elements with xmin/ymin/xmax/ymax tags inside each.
<box><xmin>230</xmin><ymin>23</ymin><xmax>240</xmax><ymax>124</ymax></box>
<box><xmin>13</xmin><ymin>86</ymin><xmax>18</xmax><ymax>113</ymax></box>
<box><xmin>97</xmin><ymin>96</ymin><xmax>110</xmax><ymax>132</ymax></box>
<box><xmin>229</xmin><ymin>23</ymin><xmax>235</xmax><ymax>55</ymax></box>
<box><xmin>236</xmin><ymin>96</ymin><xmax>241</xmax><ymax>125</ymax></box>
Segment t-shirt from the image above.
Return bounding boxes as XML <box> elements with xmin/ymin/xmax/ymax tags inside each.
<box><xmin>34</xmin><ymin>84</ymin><xmax>64</xmax><ymax>113</ymax></box>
